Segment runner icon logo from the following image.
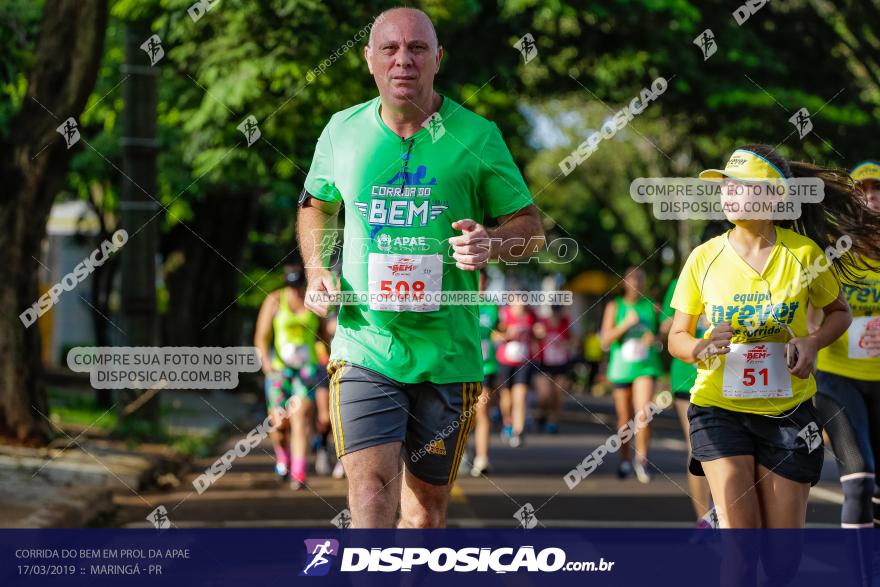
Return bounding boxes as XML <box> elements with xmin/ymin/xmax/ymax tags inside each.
<box><xmin>301</xmin><ymin>539</ymin><xmax>340</xmax><ymax>576</ymax></box>
<box><xmin>789</xmin><ymin>108</ymin><xmax>813</xmax><ymax>139</ymax></box>
<box><xmin>514</xmin><ymin>503</ymin><xmax>539</xmax><ymax>529</ymax></box>
<box><xmin>56</xmin><ymin>117</ymin><xmax>80</xmax><ymax>149</ymax></box>
<box><xmin>514</xmin><ymin>33</ymin><xmax>538</xmax><ymax>64</ymax></box>
<box><xmin>693</xmin><ymin>29</ymin><xmax>716</xmax><ymax>61</ymax></box>
<box><xmin>139</xmin><ymin>34</ymin><xmax>164</xmax><ymax>66</ymax></box>
<box><xmin>331</xmin><ymin>510</ymin><xmax>352</xmax><ymax>529</ymax></box>
<box><xmin>147</xmin><ymin>505</ymin><xmax>171</xmax><ymax>529</ymax></box>
<box><xmin>798</xmin><ymin>421</ymin><xmax>822</xmax><ymax>454</ymax></box>
<box><xmin>422</xmin><ymin>112</ymin><xmax>446</xmax><ymax>143</ymax></box>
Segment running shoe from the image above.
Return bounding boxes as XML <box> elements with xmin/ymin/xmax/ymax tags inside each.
<box><xmin>458</xmin><ymin>454</ymin><xmax>472</xmax><ymax>477</ymax></box>
<box><xmin>695</xmin><ymin>518</ymin><xmax>714</xmax><ymax>530</ymax></box>
<box><xmin>546</xmin><ymin>422</ymin><xmax>559</xmax><ymax>435</ymax></box>
<box><xmin>501</xmin><ymin>425</ymin><xmax>513</xmax><ymax>440</ymax></box>
<box><xmin>617</xmin><ymin>460</ymin><xmax>633</xmax><ymax>479</ymax></box>
<box><xmin>470</xmin><ymin>456</ymin><xmax>490</xmax><ymax>477</ymax></box>
<box><xmin>290</xmin><ymin>478</ymin><xmax>305</xmax><ymax>491</ymax></box>
<box><xmin>275</xmin><ymin>461</ymin><xmax>289</xmax><ymax>482</ymax></box>
<box><xmin>332</xmin><ymin>460</ymin><xmax>346</xmax><ymax>479</ymax></box>
<box><xmin>315</xmin><ymin>448</ymin><xmax>331</xmax><ymax>476</ymax></box>
<box><xmin>633</xmin><ymin>459</ymin><xmax>652</xmax><ymax>484</ymax></box>
<box><xmin>536</xmin><ymin>416</ymin><xmax>547</xmax><ymax>432</ymax></box>
<box><xmin>509</xmin><ymin>434</ymin><xmax>523</xmax><ymax>448</ymax></box>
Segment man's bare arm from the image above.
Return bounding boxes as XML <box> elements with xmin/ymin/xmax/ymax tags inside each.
<box><xmin>298</xmin><ymin>196</ymin><xmax>341</xmax><ymax>273</ymax></box>
<box><xmin>297</xmin><ymin>196</ymin><xmax>342</xmax><ymax>316</ymax></box>
<box><xmin>489</xmin><ymin>204</ymin><xmax>544</xmax><ymax>262</ymax></box>
<box><xmin>449</xmin><ymin>204</ymin><xmax>544</xmax><ymax>271</ymax></box>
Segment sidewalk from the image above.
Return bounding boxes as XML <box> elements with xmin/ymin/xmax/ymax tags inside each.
<box><xmin>0</xmin><ymin>389</ymin><xmax>257</xmax><ymax>528</ymax></box>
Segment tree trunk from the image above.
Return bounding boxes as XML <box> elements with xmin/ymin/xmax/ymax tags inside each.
<box><xmin>162</xmin><ymin>190</ymin><xmax>257</xmax><ymax>347</ymax></box>
<box><xmin>0</xmin><ymin>0</ymin><xmax>108</xmax><ymax>444</ymax></box>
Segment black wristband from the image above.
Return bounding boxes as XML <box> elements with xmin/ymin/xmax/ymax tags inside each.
<box><xmin>298</xmin><ymin>188</ymin><xmax>314</xmax><ymax>207</ymax></box>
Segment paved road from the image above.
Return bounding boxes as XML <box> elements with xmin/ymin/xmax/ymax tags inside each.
<box><xmin>114</xmin><ymin>392</ymin><xmax>845</xmax><ymax>528</ymax></box>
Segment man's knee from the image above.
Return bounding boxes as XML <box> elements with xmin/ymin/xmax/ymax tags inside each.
<box><xmin>400</xmin><ymin>508</ymin><xmax>444</xmax><ymax>528</ymax></box>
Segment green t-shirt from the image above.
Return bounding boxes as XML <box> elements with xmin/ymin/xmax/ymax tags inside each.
<box><xmin>479</xmin><ymin>303</ymin><xmax>499</xmax><ymax>376</ymax></box>
<box><xmin>661</xmin><ymin>278</ymin><xmax>703</xmax><ymax>394</ymax></box>
<box><xmin>606</xmin><ymin>296</ymin><xmax>662</xmax><ymax>383</ymax></box>
<box><xmin>303</xmin><ymin>96</ymin><xmax>533</xmax><ymax>383</ymax></box>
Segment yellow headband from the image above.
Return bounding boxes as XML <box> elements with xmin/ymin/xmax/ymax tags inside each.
<box><xmin>851</xmin><ymin>161</ymin><xmax>880</xmax><ymax>182</ymax></box>
<box><xmin>699</xmin><ymin>149</ymin><xmax>786</xmax><ymax>186</ymax></box>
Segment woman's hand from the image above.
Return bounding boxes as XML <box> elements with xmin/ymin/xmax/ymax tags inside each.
<box><xmin>621</xmin><ymin>310</ymin><xmax>640</xmax><ymax>330</ymax></box>
<box><xmin>860</xmin><ymin>328</ymin><xmax>880</xmax><ymax>358</ymax></box>
<box><xmin>788</xmin><ymin>335</ymin><xmax>819</xmax><ymax>379</ymax></box>
<box><xmin>693</xmin><ymin>321</ymin><xmax>734</xmax><ymax>366</ymax></box>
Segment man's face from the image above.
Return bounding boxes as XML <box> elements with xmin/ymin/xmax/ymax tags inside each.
<box><xmin>365</xmin><ymin>10</ymin><xmax>442</xmax><ymax>108</ymax></box>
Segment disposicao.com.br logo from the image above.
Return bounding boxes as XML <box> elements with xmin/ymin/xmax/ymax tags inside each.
<box><xmin>300</xmin><ymin>540</ymin><xmax>615</xmax><ymax>575</ymax></box>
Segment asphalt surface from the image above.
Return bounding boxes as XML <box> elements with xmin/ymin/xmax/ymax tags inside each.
<box><xmin>113</xmin><ymin>392</ymin><xmax>846</xmax><ymax>528</ymax></box>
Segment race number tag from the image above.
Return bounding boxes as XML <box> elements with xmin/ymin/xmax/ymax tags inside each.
<box><xmin>848</xmin><ymin>316</ymin><xmax>880</xmax><ymax>359</ymax></box>
<box><xmin>621</xmin><ymin>338</ymin><xmax>648</xmax><ymax>362</ymax></box>
<box><xmin>542</xmin><ymin>343</ymin><xmax>569</xmax><ymax>366</ymax></box>
<box><xmin>503</xmin><ymin>341</ymin><xmax>528</xmax><ymax>363</ymax></box>
<box><xmin>368</xmin><ymin>253</ymin><xmax>442</xmax><ymax>312</ymax></box>
<box><xmin>279</xmin><ymin>343</ymin><xmax>310</xmax><ymax>368</ymax></box>
<box><xmin>722</xmin><ymin>343</ymin><xmax>792</xmax><ymax>399</ymax></box>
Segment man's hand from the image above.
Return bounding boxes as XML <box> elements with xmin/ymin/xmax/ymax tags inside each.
<box><xmin>305</xmin><ymin>268</ymin><xmax>340</xmax><ymax>317</ymax></box>
<box><xmin>450</xmin><ymin>218</ymin><xmax>491</xmax><ymax>271</ymax></box>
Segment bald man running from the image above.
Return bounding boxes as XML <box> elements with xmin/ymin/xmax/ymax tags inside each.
<box><xmin>297</xmin><ymin>7</ymin><xmax>543</xmax><ymax>528</ymax></box>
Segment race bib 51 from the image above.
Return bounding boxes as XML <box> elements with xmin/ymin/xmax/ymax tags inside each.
<box><xmin>722</xmin><ymin>343</ymin><xmax>792</xmax><ymax>399</ymax></box>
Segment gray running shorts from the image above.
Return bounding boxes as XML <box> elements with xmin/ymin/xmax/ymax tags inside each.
<box><xmin>327</xmin><ymin>360</ymin><xmax>481</xmax><ymax>485</ymax></box>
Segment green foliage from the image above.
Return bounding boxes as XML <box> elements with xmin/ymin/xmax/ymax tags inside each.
<box><xmin>14</xmin><ymin>0</ymin><xmax>880</xmax><ymax>319</ymax></box>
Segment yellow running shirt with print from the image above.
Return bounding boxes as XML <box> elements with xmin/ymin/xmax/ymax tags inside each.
<box><xmin>817</xmin><ymin>264</ymin><xmax>880</xmax><ymax>381</ymax></box>
<box><xmin>671</xmin><ymin>227</ymin><xmax>840</xmax><ymax>415</ymax></box>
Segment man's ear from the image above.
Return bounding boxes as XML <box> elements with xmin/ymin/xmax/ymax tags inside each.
<box><xmin>435</xmin><ymin>46</ymin><xmax>444</xmax><ymax>73</ymax></box>
<box><xmin>364</xmin><ymin>46</ymin><xmax>373</xmax><ymax>74</ymax></box>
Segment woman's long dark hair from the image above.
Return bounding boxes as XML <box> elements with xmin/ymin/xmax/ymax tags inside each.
<box><xmin>738</xmin><ymin>143</ymin><xmax>880</xmax><ymax>284</ymax></box>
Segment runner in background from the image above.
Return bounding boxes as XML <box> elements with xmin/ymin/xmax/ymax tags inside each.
<box><xmin>668</xmin><ymin>144</ymin><xmax>880</xmax><ymax>530</ymax></box>
<box><xmin>601</xmin><ymin>267</ymin><xmax>662</xmax><ymax>483</ymax></box>
<box><xmin>814</xmin><ymin>161</ymin><xmax>880</xmax><ymax>529</ymax></box>
<box><xmin>496</xmin><ymin>298</ymin><xmax>537</xmax><ymax>448</ymax></box>
<box><xmin>254</xmin><ymin>263</ymin><xmax>326</xmax><ymax>490</ymax></box>
<box><xmin>660</xmin><ymin>222</ymin><xmax>727</xmax><ymax>524</ymax></box>
<box><xmin>582</xmin><ymin>329</ymin><xmax>604</xmax><ymax>393</ymax></box>
<box><xmin>534</xmin><ymin>305</ymin><xmax>573</xmax><ymax>434</ymax></box>
<box><xmin>470</xmin><ymin>269</ymin><xmax>502</xmax><ymax>476</ymax></box>
<box><xmin>312</xmin><ymin>313</ymin><xmax>337</xmax><ymax>478</ymax></box>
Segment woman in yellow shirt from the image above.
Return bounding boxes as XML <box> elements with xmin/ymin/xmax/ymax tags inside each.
<box><xmin>814</xmin><ymin>161</ymin><xmax>880</xmax><ymax>529</ymax></box>
<box><xmin>669</xmin><ymin>144</ymin><xmax>880</xmax><ymax>529</ymax></box>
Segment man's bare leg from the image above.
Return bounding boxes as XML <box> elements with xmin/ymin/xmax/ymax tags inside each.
<box><xmin>341</xmin><ymin>442</ymin><xmax>402</xmax><ymax>528</ymax></box>
<box><xmin>398</xmin><ymin>467</ymin><xmax>452</xmax><ymax>528</ymax></box>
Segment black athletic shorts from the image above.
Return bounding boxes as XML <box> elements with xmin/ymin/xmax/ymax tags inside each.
<box><xmin>687</xmin><ymin>401</ymin><xmax>824</xmax><ymax>486</ymax></box>
<box><xmin>497</xmin><ymin>362</ymin><xmax>532</xmax><ymax>387</ymax></box>
<box><xmin>535</xmin><ymin>361</ymin><xmax>570</xmax><ymax>376</ymax></box>
<box><xmin>327</xmin><ymin>360</ymin><xmax>480</xmax><ymax>486</ymax></box>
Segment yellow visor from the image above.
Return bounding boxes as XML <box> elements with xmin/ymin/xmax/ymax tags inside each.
<box><xmin>851</xmin><ymin>161</ymin><xmax>880</xmax><ymax>183</ymax></box>
<box><xmin>699</xmin><ymin>149</ymin><xmax>786</xmax><ymax>186</ymax></box>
